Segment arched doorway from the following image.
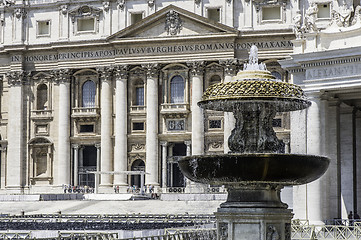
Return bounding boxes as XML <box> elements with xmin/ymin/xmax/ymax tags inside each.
<box><xmin>131</xmin><ymin>159</ymin><xmax>145</xmax><ymax>188</ymax></box>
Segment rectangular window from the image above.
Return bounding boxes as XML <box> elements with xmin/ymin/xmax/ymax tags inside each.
<box><xmin>133</xmin><ymin>122</ymin><xmax>145</xmax><ymax>131</ymax></box>
<box><xmin>317</xmin><ymin>4</ymin><xmax>330</xmax><ymax>18</ymax></box>
<box><xmin>77</xmin><ymin>18</ymin><xmax>95</xmax><ymax>32</ymax></box>
<box><xmin>209</xmin><ymin>120</ymin><xmax>222</xmax><ymax>129</ymax></box>
<box><xmin>135</xmin><ymin>87</ymin><xmax>144</xmax><ymax>105</ymax></box>
<box><xmin>208</xmin><ymin>8</ymin><xmax>220</xmax><ymax>22</ymax></box>
<box><xmin>131</xmin><ymin>13</ymin><xmax>143</xmax><ymax>25</ymax></box>
<box><xmin>37</xmin><ymin>20</ymin><xmax>50</xmax><ymax>36</ymax></box>
<box><xmin>262</xmin><ymin>7</ymin><xmax>281</xmax><ymax>20</ymax></box>
<box><xmin>80</xmin><ymin>124</ymin><xmax>94</xmax><ymax>133</ymax></box>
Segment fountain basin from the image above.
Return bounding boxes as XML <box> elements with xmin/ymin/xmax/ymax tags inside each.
<box><xmin>178</xmin><ymin>153</ymin><xmax>329</xmax><ymax>186</ymax></box>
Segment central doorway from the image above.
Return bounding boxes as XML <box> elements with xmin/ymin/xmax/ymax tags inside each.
<box><xmin>78</xmin><ymin>146</ymin><xmax>97</xmax><ymax>187</ymax></box>
<box><xmin>130</xmin><ymin>159</ymin><xmax>145</xmax><ymax>188</ymax></box>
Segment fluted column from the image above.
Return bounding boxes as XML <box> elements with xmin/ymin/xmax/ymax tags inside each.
<box><xmin>143</xmin><ymin>63</ymin><xmax>159</xmax><ymax>186</ymax></box>
<box><xmin>114</xmin><ymin>65</ymin><xmax>128</xmax><ymax>186</ymax></box>
<box><xmin>6</xmin><ymin>71</ymin><xmax>24</xmax><ymax>191</ymax></box>
<box><xmin>160</xmin><ymin>141</ymin><xmax>168</xmax><ymax>188</ymax></box>
<box><xmin>189</xmin><ymin>61</ymin><xmax>205</xmax><ymax>155</ymax></box>
<box><xmin>55</xmin><ymin>69</ymin><xmax>71</xmax><ymax>186</ymax></box>
<box><xmin>73</xmin><ymin>144</ymin><xmax>79</xmax><ymax>186</ymax></box>
<box><xmin>220</xmin><ymin>59</ymin><xmax>238</xmax><ymax>153</ymax></box>
<box><xmin>98</xmin><ymin>67</ymin><xmax>113</xmax><ymax>187</ymax></box>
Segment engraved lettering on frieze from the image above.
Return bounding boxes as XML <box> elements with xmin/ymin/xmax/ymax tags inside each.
<box><xmin>117</xmin><ymin>0</ymin><xmax>125</xmax><ymax>10</ymax></box>
<box><xmin>6</xmin><ymin>71</ymin><xmax>24</xmax><ymax>87</ymax></box>
<box><xmin>165</xmin><ymin>10</ymin><xmax>182</xmax><ymax>35</ymax></box>
<box><xmin>306</xmin><ymin>64</ymin><xmax>361</xmax><ymax>80</ymax></box>
<box><xmin>219</xmin><ymin>222</ymin><xmax>228</xmax><ymax>240</ymax></box>
<box><xmin>167</xmin><ymin>119</ymin><xmax>185</xmax><ymax>131</ymax></box>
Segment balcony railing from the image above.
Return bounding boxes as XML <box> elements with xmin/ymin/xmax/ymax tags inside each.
<box><xmin>130</xmin><ymin>105</ymin><xmax>146</xmax><ymax>112</ymax></box>
<box><xmin>71</xmin><ymin>107</ymin><xmax>100</xmax><ymax>119</ymax></box>
<box><xmin>30</xmin><ymin>109</ymin><xmax>53</xmax><ymax>120</ymax></box>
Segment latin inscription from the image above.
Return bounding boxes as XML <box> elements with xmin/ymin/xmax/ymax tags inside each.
<box><xmin>11</xmin><ymin>40</ymin><xmax>293</xmax><ymax>63</ymax></box>
<box><xmin>306</xmin><ymin>64</ymin><xmax>361</xmax><ymax>79</ymax></box>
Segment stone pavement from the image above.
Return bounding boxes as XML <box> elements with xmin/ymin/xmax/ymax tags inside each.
<box><xmin>0</xmin><ymin>199</ymin><xmax>223</xmax><ymax>215</ymax></box>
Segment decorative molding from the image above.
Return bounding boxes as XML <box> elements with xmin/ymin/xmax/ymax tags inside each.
<box><xmin>148</xmin><ymin>0</ymin><xmax>155</xmax><ymax>8</ymax></box>
<box><xmin>187</xmin><ymin>61</ymin><xmax>205</xmax><ymax>76</ymax></box>
<box><xmin>103</xmin><ymin>1</ymin><xmax>110</xmax><ymax>12</ymax></box>
<box><xmin>129</xmin><ymin>153</ymin><xmax>145</xmax><ymax>164</ymax></box>
<box><xmin>301</xmin><ymin>57</ymin><xmax>361</xmax><ymax>68</ymax></box>
<box><xmin>14</xmin><ymin>8</ymin><xmax>26</xmax><ymax>19</ymax></box>
<box><xmin>142</xmin><ymin>63</ymin><xmax>159</xmax><ymax>78</ymax></box>
<box><xmin>0</xmin><ymin>0</ymin><xmax>15</xmax><ymax>7</ymax></box>
<box><xmin>114</xmin><ymin>65</ymin><xmax>129</xmax><ymax>80</ymax></box>
<box><xmin>160</xmin><ymin>141</ymin><xmax>168</xmax><ymax>147</ymax></box>
<box><xmin>117</xmin><ymin>0</ymin><xmax>125</xmax><ymax>10</ymax></box>
<box><xmin>59</xmin><ymin>5</ymin><xmax>68</xmax><ymax>15</ymax></box>
<box><xmin>254</xmin><ymin>0</ymin><xmax>286</xmax><ymax>12</ymax></box>
<box><xmin>131</xmin><ymin>143</ymin><xmax>145</xmax><ymax>152</ymax></box>
<box><xmin>97</xmin><ymin>66</ymin><xmax>113</xmax><ymax>82</ymax></box>
<box><xmin>165</xmin><ymin>10</ymin><xmax>182</xmax><ymax>35</ymax></box>
<box><xmin>7</xmin><ymin>70</ymin><xmax>24</xmax><ymax>87</ymax></box>
<box><xmin>52</xmin><ymin>69</ymin><xmax>71</xmax><ymax>84</ymax></box>
<box><xmin>69</xmin><ymin>5</ymin><xmax>102</xmax><ymax>23</ymax></box>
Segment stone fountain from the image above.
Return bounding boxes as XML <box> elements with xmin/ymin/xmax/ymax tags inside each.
<box><xmin>178</xmin><ymin>46</ymin><xmax>329</xmax><ymax>240</ymax></box>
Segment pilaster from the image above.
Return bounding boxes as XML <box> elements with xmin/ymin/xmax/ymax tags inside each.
<box><xmin>12</xmin><ymin>7</ymin><xmax>26</xmax><ymax>44</ymax></box>
<box><xmin>114</xmin><ymin>65</ymin><xmax>128</xmax><ymax>187</ymax></box>
<box><xmin>59</xmin><ymin>5</ymin><xmax>69</xmax><ymax>40</ymax></box>
<box><xmin>160</xmin><ymin>141</ymin><xmax>167</xmax><ymax>188</ymax></box>
<box><xmin>143</xmin><ymin>63</ymin><xmax>160</xmax><ymax>186</ymax></box>
<box><xmin>72</xmin><ymin>144</ymin><xmax>79</xmax><ymax>186</ymax></box>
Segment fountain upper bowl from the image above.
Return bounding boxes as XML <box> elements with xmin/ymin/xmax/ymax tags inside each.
<box><xmin>178</xmin><ymin>153</ymin><xmax>329</xmax><ymax>186</ymax></box>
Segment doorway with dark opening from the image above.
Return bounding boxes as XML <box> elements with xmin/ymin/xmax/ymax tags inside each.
<box><xmin>78</xmin><ymin>145</ymin><xmax>97</xmax><ymax>188</ymax></box>
<box><xmin>167</xmin><ymin>142</ymin><xmax>186</xmax><ymax>187</ymax></box>
<box><xmin>131</xmin><ymin>159</ymin><xmax>145</xmax><ymax>188</ymax></box>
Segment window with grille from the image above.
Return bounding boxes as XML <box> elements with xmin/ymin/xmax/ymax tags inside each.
<box><xmin>170</xmin><ymin>75</ymin><xmax>185</xmax><ymax>103</ymax></box>
<box><xmin>82</xmin><ymin>80</ymin><xmax>96</xmax><ymax>107</ymax></box>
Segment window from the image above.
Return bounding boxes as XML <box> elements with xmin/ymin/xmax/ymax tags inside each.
<box><xmin>133</xmin><ymin>122</ymin><xmax>144</xmax><ymax>131</ymax></box>
<box><xmin>209</xmin><ymin>119</ymin><xmax>222</xmax><ymax>129</ymax></box>
<box><xmin>77</xmin><ymin>18</ymin><xmax>95</xmax><ymax>32</ymax></box>
<box><xmin>82</xmin><ymin>80</ymin><xmax>96</xmax><ymax>107</ymax></box>
<box><xmin>135</xmin><ymin>87</ymin><xmax>144</xmax><ymax>105</ymax></box>
<box><xmin>208</xmin><ymin>8</ymin><xmax>220</xmax><ymax>22</ymax></box>
<box><xmin>317</xmin><ymin>4</ymin><xmax>330</xmax><ymax>18</ymax></box>
<box><xmin>37</xmin><ymin>84</ymin><xmax>48</xmax><ymax>110</ymax></box>
<box><xmin>170</xmin><ymin>75</ymin><xmax>185</xmax><ymax>103</ymax></box>
<box><xmin>131</xmin><ymin>13</ymin><xmax>143</xmax><ymax>25</ymax></box>
<box><xmin>262</xmin><ymin>7</ymin><xmax>281</xmax><ymax>20</ymax></box>
<box><xmin>37</xmin><ymin>21</ymin><xmax>50</xmax><ymax>36</ymax></box>
<box><xmin>80</xmin><ymin>124</ymin><xmax>94</xmax><ymax>133</ymax></box>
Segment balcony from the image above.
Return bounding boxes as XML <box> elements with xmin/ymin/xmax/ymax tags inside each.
<box><xmin>72</xmin><ymin>107</ymin><xmax>100</xmax><ymax>121</ymax></box>
<box><xmin>31</xmin><ymin>109</ymin><xmax>53</xmax><ymax>121</ymax></box>
<box><xmin>160</xmin><ymin>103</ymin><xmax>190</xmax><ymax>118</ymax></box>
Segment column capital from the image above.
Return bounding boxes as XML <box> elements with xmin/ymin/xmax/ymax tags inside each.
<box><xmin>95</xmin><ymin>143</ymin><xmax>101</xmax><ymax>149</ymax></box>
<box><xmin>220</xmin><ymin>58</ymin><xmax>239</xmax><ymax>75</ymax></box>
<box><xmin>97</xmin><ymin>66</ymin><xmax>114</xmax><ymax>82</ymax></box>
<box><xmin>59</xmin><ymin>4</ymin><xmax>68</xmax><ymax>15</ymax></box>
<box><xmin>160</xmin><ymin>141</ymin><xmax>168</xmax><ymax>147</ymax></box>
<box><xmin>114</xmin><ymin>65</ymin><xmax>129</xmax><ymax>80</ymax></box>
<box><xmin>52</xmin><ymin>69</ymin><xmax>71</xmax><ymax>84</ymax></box>
<box><xmin>187</xmin><ymin>61</ymin><xmax>205</xmax><ymax>76</ymax></box>
<box><xmin>184</xmin><ymin>140</ymin><xmax>192</xmax><ymax>146</ymax></box>
<box><xmin>72</xmin><ymin>144</ymin><xmax>80</xmax><ymax>149</ymax></box>
<box><xmin>6</xmin><ymin>70</ymin><xmax>25</xmax><ymax>87</ymax></box>
<box><xmin>117</xmin><ymin>0</ymin><xmax>125</xmax><ymax>10</ymax></box>
<box><xmin>142</xmin><ymin>63</ymin><xmax>159</xmax><ymax>79</ymax></box>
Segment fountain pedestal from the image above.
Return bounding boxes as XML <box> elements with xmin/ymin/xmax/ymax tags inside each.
<box><xmin>215</xmin><ymin>185</ymin><xmax>292</xmax><ymax>240</ymax></box>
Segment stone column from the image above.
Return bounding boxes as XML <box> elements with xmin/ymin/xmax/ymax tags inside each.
<box><xmin>184</xmin><ymin>140</ymin><xmax>192</xmax><ymax>189</ymax></box>
<box><xmin>73</xmin><ymin>144</ymin><xmax>79</xmax><ymax>186</ymax></box>
<box><xmin>6</xmin><ymin>71</ymin><xmax>24</xmax><ymax>192</ymax></box>
<box><xmin>55</xmin><ymin>69</ymin><xmax>71</xmax><ymax>186</ymax></box>
<box><xmin>95</xmin><ymin>143</ymin><xmax>101</xmax><ymax>193</ymax></box>
<box><xmin>220</xmin><ymin>59</ymin><xmax>237</xmax><ymax>153</ymax></box>
<box><xmin>0</xmin><ymin>143</ymin><xmax>7</xmax><ymax>189</ymax></box>
<box><xmin>188</xmin><ymin>61</ymin><xmax>205</xmax><ymax>155</ymax></box>
<box><xmin>160</xmin><ymin>141</ymin><xmax>168</xmax><ymax>188</ymax></box>
<box><xmin>98</xmin><ymin>67</ymin><xmax>114</xmax><ymax>188</ymax></box>
<box><xmin>306</xmin><ymin>92</ymin><xmax>329</xmax><ymax>224</ymax></box>
<box><xmin>143</xmin><ymin>64</ymin><xmax>160</xmax><ymax>186</ymax></box>
<box><xmin>114</xmin><ymin>65</ymin><xmax>128</xmax><ymax>187</ymax></box>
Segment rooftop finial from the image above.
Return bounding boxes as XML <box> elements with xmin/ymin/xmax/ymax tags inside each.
<box><xmin>244</xmin><ymin>45</ymin><xmax>266</xmax><ymax>71</ymax></box>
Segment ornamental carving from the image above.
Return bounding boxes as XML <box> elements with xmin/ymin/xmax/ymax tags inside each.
<box><xmin>202</xmin><ymin>80</ymin><xmax>307</xmax><ymax>101</ymax></box>
<box><xmin>142</xmin><ymin>63</ymin><xmax>159</xmax><ymax>78</ymax></box>
<box><xmin>165</xmin><ymin>10</ymin><xmax>182</xmax><ymax>35</ymax></box>
<box><xmin>69</xmin><ymin>5</ymin><xmax>101</xmax><ymax>23</ymax></box>
<box><xmin>148</xmin><ymin>0</ymin><xmax>155</xmax><ymax>8</ymax></box>
<box><xmin>59</xmin><ymin>5</ymin><xmax>68</xmax><ymax>15</ymax></box>
<box><xmin>195</xmin><ymin>0</ymin><xmax>201</xmax><ymax>5</ymax></box>
<box><xmin>103</xmin><ymin>1</ymin><xmax>110</xmax><ymax>12</ymax></box>
<box><xmin>254</xmin><ymin>0</ymin><xmax>286</xmax><ymax>12</ymax></box>
<box><xmin>266</xmin><ymin>225</ymin><xmax>280</xmax><ymax>240</ymax></box>
<box><xmin>14</xmin><ymin>8</ymin><xmax>26</xmax><ymax>19</ymax></box>
<box><xmin>117</xmin><ymin>0</ymin><xmax>125</xmax><ymax>10</ymax></box>
<box><xmin>208</xmin><ymin>141</ymin><xmax>223</xmax><ymax>150</ymax></box>
<box><xmin>220</xmin><ymin>59</ymin><xmax>238</xmax><ymax>75</ymax></box>
<box><xmin>7</xmin><ymin>71</ymin><xmax>24</xmax><ymax>87</ymax></box>
<box><xmin>114</xmin><ymin>65</ymin><xmax>129</xmax><ymax>80</ymax></box>
<box><xmin>131</xmin><ymin>143</ymin><xmax>145</xmax><ymax>152</ymax></box>
<box><xmin>188</xmin><ymin>61</ymin><xmax>205</xmax><ymax>76</ymax></box>
<box><xmin>331</xmin><ymin>1</ymin><xmax>354</xmax><ymax>27</ymax></box>
<box><xmin>97</xmin><ymin>66</ymin><xmax>113</xmax><ymax>82</ymax></box>
<box><xmin>52</xmin><ymin>69</ymin><xmax>71</xmax><ymax>84</ymax></box>
<box><xmin>1</xmin><ymin>0</ymin><xmax>15</xmax><ymax>7</ymax></box>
